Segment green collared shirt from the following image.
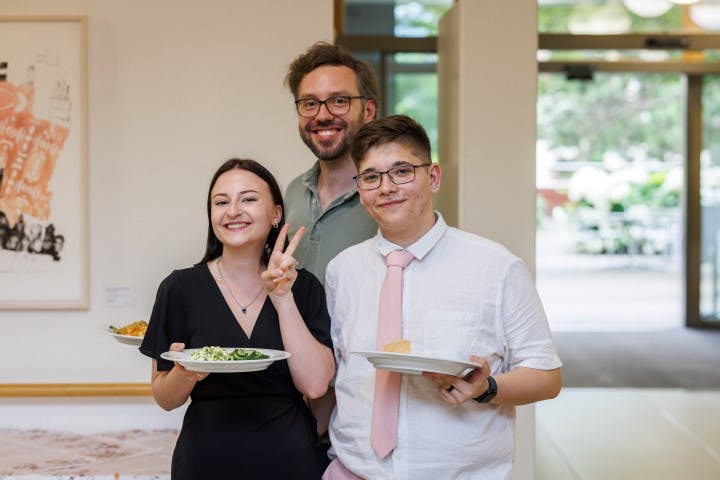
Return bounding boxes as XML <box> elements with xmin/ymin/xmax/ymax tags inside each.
<box><xmin>285</xmin><ymin>162</ymin><xmax>377</xmax><ymax>285</ymax></box>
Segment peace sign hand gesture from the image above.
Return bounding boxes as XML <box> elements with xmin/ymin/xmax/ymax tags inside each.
<box><xmin>261</xmin><ymin>224</ymin><xmax>305</xmax><ymax>297</ymax></box>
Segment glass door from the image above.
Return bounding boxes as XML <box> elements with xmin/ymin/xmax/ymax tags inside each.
<box><xmin>536</xmin><ymin>71</ymin><xmax>685</xmax><ymax>329</ymax></box>
<box><xmin>698</xmin><ymin>75</ymin><xmax>720</xmax><ymax>325</ymax></box>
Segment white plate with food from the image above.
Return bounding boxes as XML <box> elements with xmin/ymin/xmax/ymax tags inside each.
<box><xmin>160</xmin><ymin>346</ymin><xmax>291</xmax><ymax>373</ymax></box>
<box><xmin>352</xmin><ymin>350</ymin><xmax>480</xmax><ymax>376</ymax></box>
<box><xmin>108</xmin><ymin>332</ymin><xmax>144</xmax><ymax>346</ymax></box>
<box><xmin>108</xmin><ymin>320</ymin><xmax>148</xmax><ymax>346</ymax></box>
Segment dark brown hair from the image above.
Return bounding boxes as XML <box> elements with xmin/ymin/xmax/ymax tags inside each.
<box><xmin>198</xmin><ymin>158</ymin><xmax>287</xmax><ymax>266</ymax></box>
<box><xmin>350</xmin><ymin>115</ymin><xmax>431</xmax><ymax>167</ymax></box>
<box><xmin>285</xmin><ymin>41</ymin><xmax>379</xmax><ymax>114</ymax></box>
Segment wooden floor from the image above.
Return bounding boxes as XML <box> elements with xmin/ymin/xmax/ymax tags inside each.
<box><xmin>537</xmin><ymin>388</ymin><xmax>720</xmax><ymax>480</ymax></box>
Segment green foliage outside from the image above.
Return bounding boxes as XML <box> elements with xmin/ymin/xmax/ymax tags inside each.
<box><xmin>393</xmin><ymin>0</ymin><xmax>452</xmax><ymax>37</ymax></box>
<box><xmin>538</xmin><ymin>73</ymin><xmax>682</xmax><ymax>167</ymax></box>
<box><xmin>538</xmin><ymin>4</ymin><xmax>682</xmax><ymax>33</ymax></box>
<box><xmin>391</xmin><ymin>67</ymin><xmax>439</xmax><ymax>162</ymax></box>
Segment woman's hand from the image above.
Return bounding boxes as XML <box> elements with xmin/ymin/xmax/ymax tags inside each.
<box><xmin>261</xmin><ymin>224</ymin><xmax>305</xmax><ymax>297</ymax></box>
<box><xmin>169</xmin><ymin>342</ymin><xmax>209</xmax><ymax>383</ymax></box>
<box><xmin>260</xmin><ymin>224</ymin><xmax>334</xmax><ymax>398</ymax></box>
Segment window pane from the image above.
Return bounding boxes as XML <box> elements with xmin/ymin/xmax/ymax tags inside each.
<box><xmin>344</xmin><ymin>1</ymin><xmax>720</xmax><ymax>36</ymax></box>
<box><xmin>537</xmin><ymin>71</ymin><xmax>683</xmax><ymax>329</ymax></box>
<box><xmin>539</xmin><ymin>50</ymin><xmax>686</xmax><ymax>62</ymax></box>
<box><xmin>700</xmin><ymin>75</ymin><xmax>720</xmax><ymax>322</ymax></box>
<box><xmin>538</xmin><ymin>1</ymin><xmax>685</xmax><ymax>34</ymax></box>
<box><xmin>344</xmin><ymin>0</ymin><xmax>453</xmax><ymax>37</ymax></box>
<box><xmin>385</xmin><ymin>53</ymin><xmax>439</xmax><ymax>161</ymax></box>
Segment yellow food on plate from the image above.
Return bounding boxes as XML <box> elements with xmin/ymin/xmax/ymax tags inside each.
<box><xmin>110</xmin><ymin>320</ymin><xmax>148</xmax><ymax>337</ymax></box>
<box><xmin>382</xmin><ymin>339</ymin><xmax>411</xmax><ymax>354</ymax></box>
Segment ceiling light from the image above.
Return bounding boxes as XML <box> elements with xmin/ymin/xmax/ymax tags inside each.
<box><xmin>623</xmin><ymin>0</ymin><xmax>673</xmax><ymax>18</ymax></box>
<box><xmin>689</xmin><ymin>4</ymin><xmax>720</xmax><ymax>31</ymax></box>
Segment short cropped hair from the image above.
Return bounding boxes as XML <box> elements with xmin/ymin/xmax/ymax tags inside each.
<box><xmin>350</xmin><ymin>115</ymin><xmax>431</xmax><ymax>167</ymax></box>
<box><xmin>285</xmin><ymin>41</ymin><xmax>379</xmax><ymax>112</ymax></box>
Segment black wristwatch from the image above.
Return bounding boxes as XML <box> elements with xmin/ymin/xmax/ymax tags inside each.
<box><xmin>473</xmin><ymin>375</ymin><xmax>497</xmax><ymax>403</ymax></box>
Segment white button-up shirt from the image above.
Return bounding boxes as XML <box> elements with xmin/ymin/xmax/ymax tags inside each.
<box><xmin>325</xmin><ymin>213</ymin><xmax>561</xmax><ymax>480</ymax></box>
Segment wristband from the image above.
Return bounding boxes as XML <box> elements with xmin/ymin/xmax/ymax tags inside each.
<box><xmin>473</xmin><ymin>375</ymin><xmax>497</xmax><ymax>403</ymax></box>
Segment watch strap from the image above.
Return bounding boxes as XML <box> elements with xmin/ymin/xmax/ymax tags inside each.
<box><xmin>473</xmin><ymin>375</ymin><xmax>497</xmax><ymax>403</ymax></box>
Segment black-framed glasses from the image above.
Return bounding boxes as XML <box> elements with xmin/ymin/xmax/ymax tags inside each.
<box><xmin>353</xmin><ymin>163</ymin><xmax>433</xmax><ymax>190</ymax></box>
<box><xmin>294</xmin><ymin>95</ymin><xmax>365</xmax><ymax>118</ymax></box>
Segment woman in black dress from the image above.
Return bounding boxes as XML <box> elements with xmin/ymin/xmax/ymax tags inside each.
<box><xmin>140</xmin><ymin>158</ymin><xmax>335</xmax><ymax>479</ymax></box>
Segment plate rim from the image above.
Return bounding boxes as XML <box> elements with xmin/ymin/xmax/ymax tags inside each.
<box><xmin>351</xmin><ymin>349</ymin><xmax>481</xmax><ymax>369</ymax></box>
<box><xmin>107</xmin><ymin>331</ymin><xmax>144</xmax><ymax>344</ymax></box>
<box><xmin>160</xmin><ymin>347</ymin><xmax>291</xmax><ymax>365</ymax></box>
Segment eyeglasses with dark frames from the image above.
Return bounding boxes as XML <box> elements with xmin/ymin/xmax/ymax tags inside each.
<box><xmin>294</xmin><ymin>95</ymin><xmax>365</xmax><ymax>118</ymax></box>
<box><xmin>353</xmin><ymin>163</ymin><xmax>433</xmax><ymax>190</ymax></box>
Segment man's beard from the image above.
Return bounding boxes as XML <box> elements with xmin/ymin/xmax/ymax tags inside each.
<box><xmin>301</xmin><ymin>130</ymin><xmax>349</xmax><ymax>161</ymax></box>
<box><xmin>300</xmin><ymin>116</ymin><xmax>361</xmax><ymax>162</ymax></box>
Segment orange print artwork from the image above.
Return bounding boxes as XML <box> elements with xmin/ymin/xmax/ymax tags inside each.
<box><xmin>0</xmin><ymin>81</ymin><xmax>70</xmax><ymax>225</ymax></box>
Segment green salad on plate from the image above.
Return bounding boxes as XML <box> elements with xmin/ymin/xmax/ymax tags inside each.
<box><xmin>189</xmin><ymin>346</ymin><xmax>269</xmax><ymax>361</ymax></box>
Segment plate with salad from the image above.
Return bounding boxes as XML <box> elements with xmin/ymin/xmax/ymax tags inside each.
<box><xmin>160</xmin><ymin>346</ymin><xmax>291</xmax><ymax>373</ymax></box>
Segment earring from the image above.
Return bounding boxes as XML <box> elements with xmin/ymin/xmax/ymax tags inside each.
<box><xmin>272</xmin><ymin>221</ymin><xmax>279</xmax><ymax>229</ymax></box>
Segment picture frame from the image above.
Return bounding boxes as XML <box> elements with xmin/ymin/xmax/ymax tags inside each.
<box><xmin>0</xmin><ymin>16</ymin><xmax>88</xmax><ymax>309</ymax></box>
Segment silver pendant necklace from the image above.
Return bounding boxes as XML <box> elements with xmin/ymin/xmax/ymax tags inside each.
<box><xmin>216</xmin><ymin>258</ymin><xmax>264</xmax><ymax>314</ymax></box>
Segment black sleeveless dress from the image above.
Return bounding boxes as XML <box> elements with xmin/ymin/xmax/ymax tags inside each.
<box><xmin>140</xmin><ymin>265</ymin><xmax>331</xmax><ymax>479</ymax></box>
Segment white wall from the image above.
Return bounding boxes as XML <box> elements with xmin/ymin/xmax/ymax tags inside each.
<box><xmin>438</xmin><ymin>0</ymin><xmax>537</xmax><ymax>270</ymax></box>
<box><xmin>0</xmin><ymin>0</ymin><xmax>332</xmax><ymax>383</ymax></box>
<box><xmin>0</xmin><ymin>396</ymin><xmax>186</xmax><ymax>432</ymax></box>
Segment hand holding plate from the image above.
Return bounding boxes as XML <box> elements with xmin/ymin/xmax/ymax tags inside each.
<box><xmin>169</xmin><ymin>342</ymin><xmax>209</xmax><ymax>382</ymax></box>
<box><xmin>422</xmin><ymin>355</ymin><xmax>489</xmax><ymax>405</ymax></box>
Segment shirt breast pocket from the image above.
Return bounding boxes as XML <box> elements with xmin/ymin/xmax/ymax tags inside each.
<box><xmin>421</xmin><ymin>308</ymin><xmax>486</xmax><ymax>361</ymax></box>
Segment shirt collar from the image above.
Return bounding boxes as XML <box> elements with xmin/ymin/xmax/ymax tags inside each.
<box><xmin>301</xmin><ymin>162</ymin><xmax>321</xmax><ymax>191</ymax></box>
<box><xmin>376</xmin><ymin>212</ymin><xmax>447</xmax><ymax>261</ymax></box>
<box><xmin>301</xmin><ymin>161</ymin><xmax>360</xmax><ymax>204</ymax></box>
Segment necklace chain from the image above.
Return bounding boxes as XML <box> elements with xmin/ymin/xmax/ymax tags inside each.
<box><xmin>216</xmin><ymin>258</ymin><xmax>264</xmax><ymax>315</ymax></box>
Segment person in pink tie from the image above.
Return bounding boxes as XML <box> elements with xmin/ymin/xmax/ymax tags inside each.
<box><xmin>323</xmin><ymin>115</ymin><xmax>563</xmax><ymax>480</ymax></box>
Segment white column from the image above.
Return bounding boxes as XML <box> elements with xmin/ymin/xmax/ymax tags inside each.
<box><xmin>438</xmin><ymin>1</ymin><xmax>538</xmax><ymax>478</ymax></box>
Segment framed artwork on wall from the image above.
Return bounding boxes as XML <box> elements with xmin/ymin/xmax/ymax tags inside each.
<box><xmin>0</xmin><ymin>16</ymin><xmax>88</xmax><ymax>309</ymax></box>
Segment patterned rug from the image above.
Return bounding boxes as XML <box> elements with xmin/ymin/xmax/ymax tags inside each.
<box><xmin>0</xmin><ymin>429</ymin><xmax>177</xmax><ymax>479</ymax></box>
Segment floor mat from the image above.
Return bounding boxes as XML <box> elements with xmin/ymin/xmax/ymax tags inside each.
<box><xmin>553</xmin><ymin>328</ymin><xmax>720</xmax><ymax>388</ymax></box>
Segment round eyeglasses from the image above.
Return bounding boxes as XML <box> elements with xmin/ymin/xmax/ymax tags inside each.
<box><xmin>294</xmin><ymin>95</ymin><xmax>365</xmax><ymax>118</ymax></box>
<box><xmin>353</xmin><ymin>163</ymin><xmax>433</xmax><ymax>190</ymax></box>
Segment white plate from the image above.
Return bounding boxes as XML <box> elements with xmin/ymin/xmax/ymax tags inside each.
<box><xmin>160</xmin><ymin>348</ymin><xmax>291</xmax><ymax>373</ymax></box>
<box><xmin>352</xmin><ymin>350</ymin><xmax>480</xmax><ymax>376</ymax></box>
<box><xmin>108</xmin><ymin>331</ymin><xmax>144</xmax><ymax>346</ymax></box>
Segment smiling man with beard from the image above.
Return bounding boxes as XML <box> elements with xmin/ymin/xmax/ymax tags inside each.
<box><xmin>284</xmin><ymin>42</ymin><xmax>379</xmax><ymax>286</ymax></box>
<box><xmin>283</xmin><ymin>41</ymin><xmax>381</xmax><ymax>468</ymax></box>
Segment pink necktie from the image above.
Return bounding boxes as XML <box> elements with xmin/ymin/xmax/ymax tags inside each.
<box><xmin>370</xmin><ymin>249</ymin><xmax>415</xmax><ymax>459</ymax></box>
